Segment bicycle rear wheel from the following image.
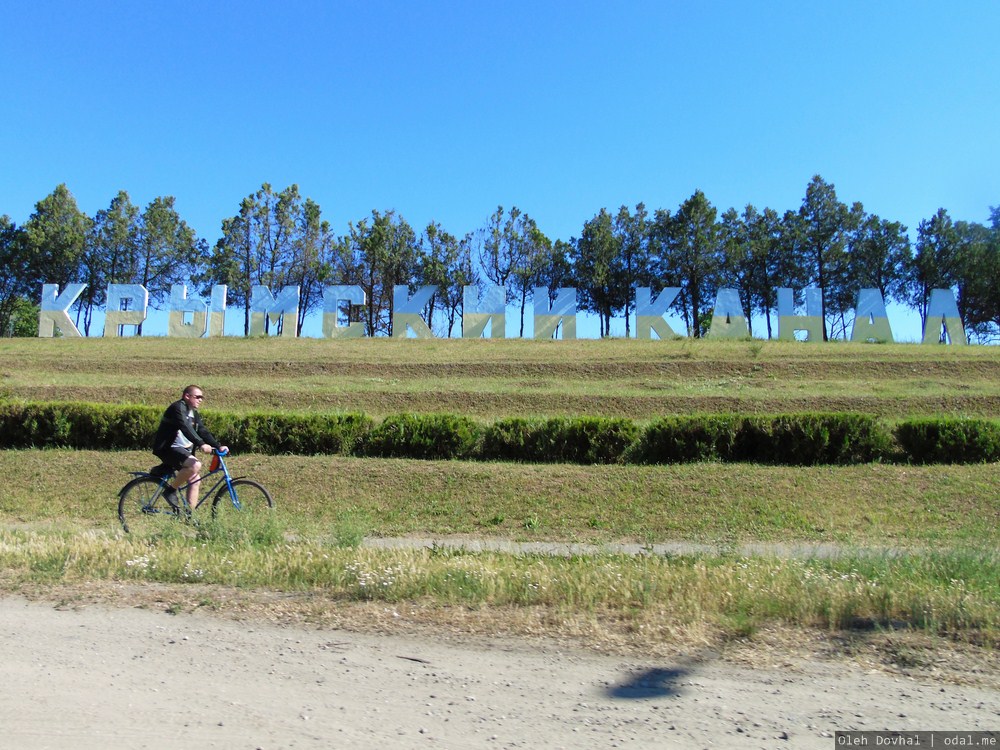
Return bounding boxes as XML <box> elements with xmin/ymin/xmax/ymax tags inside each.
<box><xmin>118</xmin><ymin>476</ymin><xmax>183</xmax><ymax>534</ymax></box>
<box><xmin>211</xmin><ymin>479</ymin><xmax>274</xmax><ymax>523</ymax></box>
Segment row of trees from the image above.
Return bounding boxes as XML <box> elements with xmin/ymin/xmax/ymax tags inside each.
<box><xmin>2</xmin><ymin>177</ymin><xmax>998</xmax><ymax>340</ymax></box>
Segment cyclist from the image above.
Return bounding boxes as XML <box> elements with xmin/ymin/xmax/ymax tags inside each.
<box><xmin>152</xmin><ymin>385</ymin><xmax>228</xmax><ymax>511</ymax></box>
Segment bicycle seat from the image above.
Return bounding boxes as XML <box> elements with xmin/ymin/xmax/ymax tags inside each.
<box><xmin>148</xmin><ymin>463</ymin><xmax>173</xmax><ymax>478</ymax></box>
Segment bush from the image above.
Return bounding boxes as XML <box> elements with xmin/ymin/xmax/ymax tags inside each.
<box><xmin>735</xmin><ymin>413</ymin><xmax>892</xmax><ymax>465</ymax></box>
<box><xmin>630</xmin><ymin>413</ymin><xmax>891</xmax><ymax>465</ymax></box>
<box><xmin>0</xmin><ymin>402</ymin><xmax>160</xmax><ymax>449</ymax></box>
<box><xmin>481</xmin><ymin>416</ymin><xmax>639</xmax><ymax>464</ymax></box>
<box><xmin>0</xmin><ymin>401</ymin><xmax>371</xmax><ymax>456</ymax></box>
<box><xmin>895</xmin><ymin>418</ymin><xmax>1000</xmax><ymax>464</ymax></box>
<box><xmin>210</xmin><ymin>411</ymin><xmax>373</xmax><ymax>455</ymax></box>
<box><xmin>1</xmin><ymin>400</ymin><xmax>988</xmax><ymax>466</ymax></box>
<box><xmin>361</xmin><ymin>413</ymin><xmax>480</xmax><ymax>460</ymax></box>
<box><xmin>626</xmin><ymin>415</ymin><xmax>741</xmax><ymax>464</ymax></box>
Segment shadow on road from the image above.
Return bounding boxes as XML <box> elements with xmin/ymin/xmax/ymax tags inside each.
<box><xmin>607</xmin><ymin>666</ymin><xmax>691</xmax><ymax>699</ymax></box>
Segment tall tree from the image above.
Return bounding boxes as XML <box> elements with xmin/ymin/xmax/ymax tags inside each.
<box><xmin>0</xmin><ymin>216</ymin><xmax>32</xmax><ymax>336</ymax></box>
<box><xmin>345</xmin><ymin>210</ymin><xmax>419</xmax><ymax>336</ymax></box>
<box><xmin>205</xmin><ymin>184</ymin><xmax>309</xmax><ymax>334</ymax></box>
<box><xmin>845</xmin><ymin>209</ymin><xmax>911</xmax><ymax>320</ymax></box>
<box><xmin>81</xmin><ymin>191</ymin><xmax>141</xmax><ymax>334</ymax></box>
<box><xmin>721</xmin><ymin>206</ymin><xmax>762</xmax><ymax>337</ymax></box>
<box><xmin>23</xmin><ymin>184</ymin><xmax>90</xmax><ymax>305</ymax></box>
<box><xmin>444</xmin><ymin>233</ymin><xmax>479</xmax><ymax>337</ymax></box>
<box><xmin>289</xmin><ymin>197</ymin><xmax>335</xmax><ymax>335</ymax></box>
<box><xmin>951</xmin><ymin>216</ymin><xmax>998</xmax><ymax>342</ymax></box>
<box><xmin>135</xmin><ymin>196</ymin><xmax>203</xmax><ymax>334</ymax></box>
<box><xmin>477</xmin><ymin>206</ymin><xmax>526</xmax><ymax>306</ymax></box>
<box><xmin>653</xmin><ymin>191</ymin><xmax>721</xmax><ymax>337</ymax></box>
<box><xmin>795</xmin><ymin>175</ymin><xmax>852</xmax><ymax>340</ymax></box>
<box><xmin>614</xmin><ymin>203</ymin><xmax>651</xmax><ymax>338</ymax></box>
<box><xmin>907</xmin><ymin>208</ymin><xmax>961</xmax><ymax>329</ymax></box>
<box><xmin>573</xmin><ymin>208</ymin><xmax>625</xmax><ymax>337</ymax></box>
<box><xmin>509</xmin><ymin>216</ymin><xmax>551</xmax><ymax>337</ymax></box>
<box><xmin>417</xmin><ymin>222</ymin><xmax>459</xmax><ymax>335</ymax></box>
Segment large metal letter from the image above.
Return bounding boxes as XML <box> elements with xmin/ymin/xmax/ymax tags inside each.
<box><xmin>207</xmin><ymin>285</ymin><xmax>227</xmax><ymax>337</ymax></box>
<box><xmin>851</xmin><ymin>288</ymin><xmax>894</xmax><ymax>343</ymax></box>
<box><xmin>706</xmin><ymin>288</ymin><xmax>749</xmax><ymax>339</ymax></box>
<box><xmin>323</xmin><ymin>285</ymin><xmax>367</xmax><ymax>338</ymax></box>
<box><xmin>533</xmin><ymin>287</ymin><xmax>576</xmax><ymax>339</ymax></box>
<box><xmin>250</xmin><ymin>286</ymin><xmax>300</xmax><ymax>337</ymax></box>
<box><xmin>777</xmin><ymin>288</ymin><xmax>824</xmax><ymax>342</ymax></box>
<box><xmin>167</xmin><ymin>284</ymin><xmax>208</xmax><ymax>338</ymax></box>
<box><xmin>635</xmin><ymin>287</ymin><xmax>681</xmax><ymax>340</ymax></box>
<box><xmin>392</xmin><ymin>285</ymin><xmax>437</xmax><ymax>338</ymax></box>
<box><xmin>38</xmin><ymin>283</ymin><xmax>85</xmax><ymax>337</ymax></box>
<box><xmin>104</xmin><ymin>284</ymin><xmax>149</xmax><ymax>337</ymax></box>
<box><xmin>462</xmin><ymin>285</ymin><xmax>505</xmax><ymax>338</ymax></box>
<box><xmin>922</xmin><ymin>288</ymin><xmax>967</xmax><ymax>345</ymax></box>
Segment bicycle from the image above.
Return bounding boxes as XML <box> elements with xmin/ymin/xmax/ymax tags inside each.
<box><xmin>118</xmin><ymin>448</ymin><xmax>273</xmax><ymax>534</ymax></box>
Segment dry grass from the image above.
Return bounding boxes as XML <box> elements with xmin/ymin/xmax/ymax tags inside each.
<box><xmin>3</xmin><ymin>336</ymin><xmax>999</xmax><ymax>665</ymax></box>
<box><xmin>2</xmin><ymin>336</ymin><xmax>999</xmax><ymax>418</ymax></box>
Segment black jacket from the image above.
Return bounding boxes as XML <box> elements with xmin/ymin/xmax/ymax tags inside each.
<box><xmin>152</xmin><ymin>399</ymin><xmax>220</xmax><ymax>454</ymax></box>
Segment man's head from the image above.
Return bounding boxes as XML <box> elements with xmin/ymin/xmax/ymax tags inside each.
<box><xmin>182</xmin><ymin>384</ymin><xmax>205</xmax><ymax>408</ymax></box>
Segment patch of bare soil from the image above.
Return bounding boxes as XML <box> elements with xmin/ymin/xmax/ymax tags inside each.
<box><xmin>2</xmin><ymin>584</ymin><xmax>996</xmax><ymax>749</ymax></box>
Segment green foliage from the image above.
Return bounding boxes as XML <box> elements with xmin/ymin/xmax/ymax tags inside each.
<box><xmin>630</xmin><ymin>413</ymin><xmax>892</xmax><ymax>465</ymax></box>
<box><xmin>361</xmin><ymin>413</ymin><xmax>480</xmax><ymax>460</ymax></box>
<box><xmin>0</xmin><ymin>402</ymin><xmax>160</xmax><ymax>450</ymax></box>
<box><xmin>733</xmin><ymin>413</ymin><xmax>893</xmax><ymax>465</ymax></box>
<box><xmin>0</xmin><ymin>401</ymin><xmax>371</xmax><ymax>455</ymax></box>
<box><xmin>3</xmin><ymin>401</ymin><xmax>999</xmax><ymax>466</ymax></box>
<box><xmin>627</xmin><ymin>415</ymin><xmax>743</xmax><ymax>463</ymax></box>
<box><xmin>480</xmin><ymin>416</ymin><xmax>639</xmax><ymax>464</ymax></box>
<box><xmin>895</xmin><ymin>418</ymin><xmax>1000</xmax><ymax>464</ymax></box>
<box><xmin>209</xmin><ymin>411</ymin><xmax>373</xmax><ymax>455</ymax></box>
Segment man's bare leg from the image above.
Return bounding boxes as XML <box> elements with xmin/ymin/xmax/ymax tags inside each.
<box><xmin>170</xmin><ymin>456</ymin><xmax>202</xmax><ymax>509</ymax></box>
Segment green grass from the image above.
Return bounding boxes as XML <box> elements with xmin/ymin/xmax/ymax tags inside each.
<box><xmin>2</xmin><ymin>449</ymin><xmax>998</xmax><ymax>546</ymax></box>
<box><xmin>2</xmin><ymin>337</ymin><xmax>999</xmax><ymax>648</ymax></box>
<box><xmin>1</xmin><ymin>526</ymin><xmax>996</xmax><ymax>643</ymax></box>
<box><xmin>3</xmin><ymin>336</ymin><xmax>1000</xmax><ymax>418</ymax></box>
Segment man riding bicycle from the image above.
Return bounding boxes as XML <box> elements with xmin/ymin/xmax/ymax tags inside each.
<box><xmin>152</xmin><ymin>385</ymin><xmax>228</xmax><ymax>511</ymax></box>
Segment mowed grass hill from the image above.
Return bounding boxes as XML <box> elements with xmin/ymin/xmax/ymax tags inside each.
<box><xmin>2</xmin><ymin>336</ymin><xmax>1000</xmax><ymax>658</ymax></box>
<box><xmin>2</xmin><ymin>336</ymin><xmax>999</xmax><ymax>420</ymax></box>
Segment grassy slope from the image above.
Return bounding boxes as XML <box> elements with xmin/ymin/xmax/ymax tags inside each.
<box><xmin>2</xmin><ymin>336</ymin><xmax>999</xmax><ymax>419</ymax></box>
<box><xmin>3</xmin><ymin>337</ymin><xmax>999</xmax><ymax>651</ymax></box>
<box><xmin>4</xmin><ymin>449</ymin><xmax>998</xmax><ymax>547</ymax></box>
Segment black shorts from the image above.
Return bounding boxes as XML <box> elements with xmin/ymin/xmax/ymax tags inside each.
<box><xmin>154</xmin><ymin>447</ymin><xmax>194</xmax><ymax>472</ymax></box>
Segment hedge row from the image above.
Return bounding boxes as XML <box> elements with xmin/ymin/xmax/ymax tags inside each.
<box><xmin>1</xmin><ymin>401</ymin><xmax>999</xmax><ymax>465</ymax></box>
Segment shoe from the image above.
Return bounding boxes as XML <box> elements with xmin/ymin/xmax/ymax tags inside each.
<box><xmin>162</xmin><ymin>485</ymin><xmax>180</xmax><ymax>510</ymax></box>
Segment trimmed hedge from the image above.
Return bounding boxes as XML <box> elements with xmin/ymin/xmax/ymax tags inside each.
<box><xmin>1</xmin><ymin>400</ymin><xmax>998</xmax><ymax>465</ymax></box>
<box><xmin>894</xmin><ymin>418</ymin><xmax>1000</xmax><ymax>464</ymax></box>
<box><xmin>481</xmin><ymin>417</ymin><xmax>640</xmax><ymax>464</ymax></box>
<box><xmin>362</xmin><ymin>413</ymin><xmax>480</xmax><ymax>460</ymax></box>
<box><xmin>0</xmin><ymin>402</ymin><xmax>373</xmax><ymax>456</ymax></box>
<box><xmin>626</xmin><ymin>415</ymin><xmax>743</xmax><ymax>464</ymax></box>
<box><xmin>628</xmin><ymin>413</ymin><xmax>892</xmax><ymax>465</ymax></box>
<box><xmin>0</xmin><ymin>402</ymin><xmax>161</xmax><ymax>450</ymax></box>
<box><xmin>734</xmin><ymin>413</ymin><xmax>893</xmax><ymax>465</ymax></box>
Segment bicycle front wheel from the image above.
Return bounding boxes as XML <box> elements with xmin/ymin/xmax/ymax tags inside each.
<box><xmin>118</xmin><ymin>476</ymin><xmax>182</xmax><ymax>534</ymax></box>
<box><xmin>211</xmin><ymin>479</ymin><xmax>274</xmax><ymax>523</ymax></box>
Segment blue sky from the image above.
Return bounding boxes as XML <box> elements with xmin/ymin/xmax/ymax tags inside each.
<box><xmin>2</xmin><ymin>1</ymin><xmax>998</xmax><ymax>340</ymax></box>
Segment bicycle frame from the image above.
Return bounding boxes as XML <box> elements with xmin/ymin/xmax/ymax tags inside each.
<box><xmin>127</xmin><ymin>450</ymin><xmax>248</xmax><ymax>512</ymax></box>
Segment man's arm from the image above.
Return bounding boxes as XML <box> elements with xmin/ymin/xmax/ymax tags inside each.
<box><xmin>191</xmin><ymin>412</ymin><xmax>220</xmax><ymax>450</ymax></box>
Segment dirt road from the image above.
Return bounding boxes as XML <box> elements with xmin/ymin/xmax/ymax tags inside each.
<box><xmin>1</xmin><ymin>596</ymin><xmax>996</xmax><ymax>749</ymax></box>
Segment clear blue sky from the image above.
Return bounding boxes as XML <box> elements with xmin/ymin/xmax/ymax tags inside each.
<box><xmin>3</xmin><ymin>1</ymin><xmax>998</xmax><ymax>256</ymax></box>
